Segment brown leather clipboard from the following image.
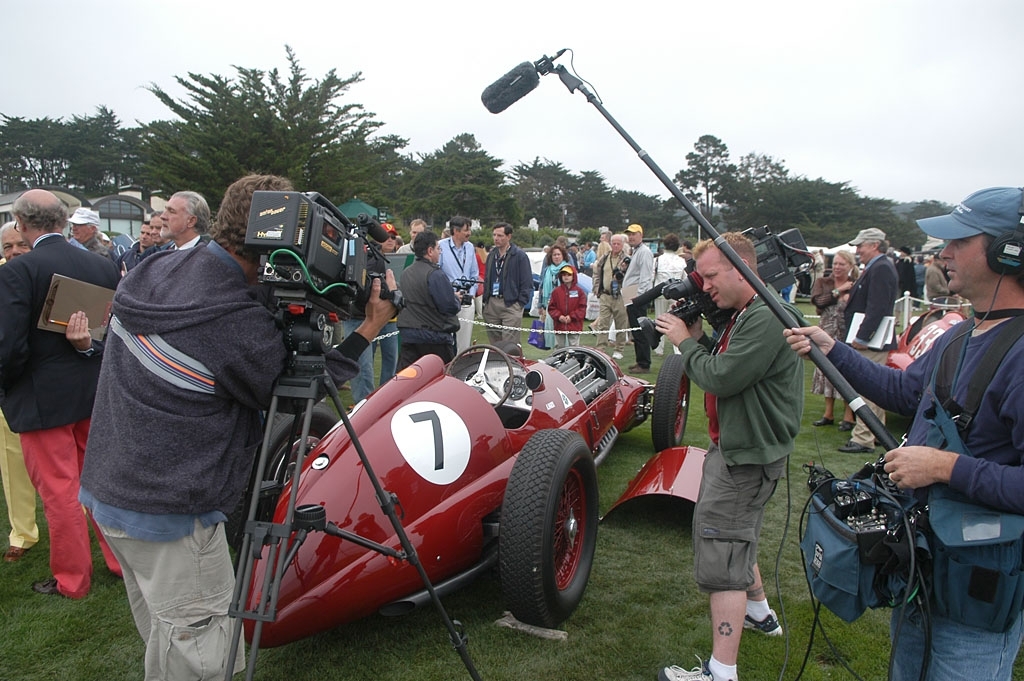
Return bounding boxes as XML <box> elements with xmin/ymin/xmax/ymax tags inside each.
<box><xmin>36</xmin><ymin>274</ymin><xmax>115</xmax><ymax>341</ymax></box>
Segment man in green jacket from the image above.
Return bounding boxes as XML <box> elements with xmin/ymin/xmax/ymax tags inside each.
<box><xmin>653</xmin><ymin>232</ymin><xmax>804</xmax><ymax>681</ymax></box>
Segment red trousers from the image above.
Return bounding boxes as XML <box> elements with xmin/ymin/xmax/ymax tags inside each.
<box><xmin>19</xmin><ymin>418</ymin><xmax>121</xmax><ymax>598</ymax></box>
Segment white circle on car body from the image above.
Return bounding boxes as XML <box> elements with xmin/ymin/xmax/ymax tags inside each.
<box><xmin>391</xmin><ymin>401</ymin><xmax>472</xmax><ymax>485</ymax></box>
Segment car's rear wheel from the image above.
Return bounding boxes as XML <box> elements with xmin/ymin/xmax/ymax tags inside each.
<box><xmin>651</xmin><ymin>354</ymin><xmax>689</xmax><ymax>452</ymax></box>
<box><xmin>499</xmin><ymin>429</ymin><xmax>598</xmax><ymax>628</ymax></box>
<box><xmin>227</xmin><ymin>402</ymin><xmax>339</xmax><ymax>551</ymax></box>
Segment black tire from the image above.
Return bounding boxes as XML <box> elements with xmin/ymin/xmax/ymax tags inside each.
<box><xmin>499</xmin><ymin>429</ymin><xmax>599</xmax><ymax>628</ymax></box>
<box><xmin>651</xmin><ymin>354</ymin><xmax>690</xmax><ymax>452</ymax></box>
<box><xmin>227</xmin><ymin>402</ymin><xmax>339</xmax><ymax>550</ymax></box>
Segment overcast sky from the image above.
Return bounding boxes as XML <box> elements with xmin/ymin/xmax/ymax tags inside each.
<box><xmin>5</xmin><ymin>0</ymin><xmax>1022</xmax><ymax>208</ymax></box>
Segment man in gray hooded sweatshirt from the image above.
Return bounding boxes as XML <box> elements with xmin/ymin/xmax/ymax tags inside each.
<box><xmin>79</xmin><ymin>175</ymin><xmax>397</xmax><ymax>681</ymax></box>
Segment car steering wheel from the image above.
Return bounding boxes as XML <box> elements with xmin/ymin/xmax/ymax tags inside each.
<box><xmin>445</xmin><ymin>344</ymin><xmax>516</xmax><ymax>408</ymax></box>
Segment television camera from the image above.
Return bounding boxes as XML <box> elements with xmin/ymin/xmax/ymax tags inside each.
<box><xmin>243</xmin><ymin>190</ymin><xmax>402</xmax><ymax>323</ymax></box>
<box><xmin>633</xmin><ymin>225</ymin><xmax>812</xmax><ymax>349</ymax></box>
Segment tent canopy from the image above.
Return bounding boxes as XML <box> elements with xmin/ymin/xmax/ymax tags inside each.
<box><xmin>337</xmin><ymin>198</ymin><xmax>378</xmax><ymax>220</ymax></box>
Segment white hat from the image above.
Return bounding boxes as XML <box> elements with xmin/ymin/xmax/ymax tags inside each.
<box><xmin>68</xmin><ymin>207</ymin><xmax>100</xmax><ymax>227</ymax></box>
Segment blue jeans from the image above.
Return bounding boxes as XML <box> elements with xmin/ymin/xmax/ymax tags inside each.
<box><xmin>890</xmin><ymin>604</ymin><xmax>1024</xmax><ymax>681</ymax></box>
<box><xmin>376</xmin><ymin>321</ymin><xmax>398</xmax><ymax>386</ymax></box>
<box><xmin>342</xmin><ymin>320</ymin><xmax>399</xmax><ymax>402</ymax></box>
<box><xmin>342</xmin><ymin>319</ymin><xmax>375</xmax><ymax>402</ymax></box>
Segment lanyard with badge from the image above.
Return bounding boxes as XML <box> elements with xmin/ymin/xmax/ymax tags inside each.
<box><xmin>492</xmin><ymin>252</ymin><xmax>505</xmax><ymax>297</ymax></box>
<box><xmin>447</xmin><ymin>241</ymin><xmax>468</xmax><ymax>273</ymax></box>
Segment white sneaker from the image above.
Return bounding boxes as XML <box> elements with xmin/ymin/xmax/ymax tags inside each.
<box><xmin>658</xmin><ymin>658</ymin><xmax>713</xmax><ymax>681</ymax></box>
<box><xmin>612</xmin><ymin>351</ymin><xmax>623</xmax><ymax>360</ymax></box>
<box><xmin>743</xmin><ymin>608</ymin><xmax>783</xmax><ymax>636</ymax></box>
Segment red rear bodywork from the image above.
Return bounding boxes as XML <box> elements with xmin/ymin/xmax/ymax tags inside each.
<box><xmin>887</xmin><ymin>306</ymin><xmax>968</xmax><ymax>371</ymax></box>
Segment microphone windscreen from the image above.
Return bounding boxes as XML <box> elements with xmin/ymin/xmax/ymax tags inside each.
<box><xmin>481</xmin><ymin>62</ymin><xmax>541</xmax><ymax>114</ymax></box>
<box><xmin>357</xmin><ymin>213</ymin><xmax>391</xmax><ymax>243</ymax></box>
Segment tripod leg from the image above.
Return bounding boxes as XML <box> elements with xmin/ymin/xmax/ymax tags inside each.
<box><xmin>226</xmin><ymin>391</ymin><xmax>288</xmax><ymax>680</ymax></box>
<box><xmin>226</xmin><ymin>389</ymin><xmax>323</xmax><ymax>681</ymax></box>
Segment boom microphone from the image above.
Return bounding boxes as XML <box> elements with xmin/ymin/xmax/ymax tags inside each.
<box><xmin>481</xmin><ymin>62</ymin><xmax>540</xmax><ymax>114</ymax></box>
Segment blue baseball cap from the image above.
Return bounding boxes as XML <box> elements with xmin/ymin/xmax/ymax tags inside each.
<box><xmin>916</xmin><ymin>187</ymin><xmax>1024</xmax><ymax>240</ymax></box>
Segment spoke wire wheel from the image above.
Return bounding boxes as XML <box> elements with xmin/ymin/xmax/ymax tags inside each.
<box><xmin>499</xmin><ymin>429</ymin><xmax>598</xmax><ymax>628</ymax></box>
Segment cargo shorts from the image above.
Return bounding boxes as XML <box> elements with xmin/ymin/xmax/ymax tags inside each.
<box><xmin>692</xmin><ymin>444</ymin><xmax>786</xmax><ymax>592</ymax></box>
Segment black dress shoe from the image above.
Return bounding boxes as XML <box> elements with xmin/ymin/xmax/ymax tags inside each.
<box><xmin>838</xmin><ymin>441</ymin><xmax>875</xmax><ymax>454</ymax></box>
<box><xmin>838</xmin><ymin>420</ymin><xmax>855</xmax><ymax>432</ymax></box>
<box><xmin>812</xmin><ymin>417</ymin><xmax>834</xmax><ymax>427</ymax></box>
<box><xmin>32</xmin><ymin>577</ymin><xmax>63</xmax><ymax>596</ymax></box>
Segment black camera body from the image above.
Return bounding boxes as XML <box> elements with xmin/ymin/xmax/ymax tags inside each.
<box><xmin>632</xmin><ymin>272</ymin><xmax>733</xmax><ymax>350</ymax></box>
<box><xmin>452</xmin><ymin>277</ymin><xmax>477</xmax><ymax>306</ymax></box>
<box><xmin>742</xmin><ymin>225</ymin><xmax>813</xmax><ymax>291</ymax></box>
<box><xmin>244</xmin><ymin>191</ymin><xmax>395</xmax><ymax>317</ymax></box>
<box><xmin>659</xmin><ymin>275</ymin><xmax>734</xmax><ymax>328</ymax></box>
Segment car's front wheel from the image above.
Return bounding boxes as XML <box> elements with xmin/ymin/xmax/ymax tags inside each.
<box><xmin>651</xmin><ymin>354</ymin><xmax>689</xmax><ymax>452</ymax></box>
<box><xmin>499</xmin><ymin>429</ymin><xmax>598</xmax><ymax>628</ymax></box>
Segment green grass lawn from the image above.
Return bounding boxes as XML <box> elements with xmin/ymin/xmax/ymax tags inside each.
<box><xmin>2</xmin><ymin>309</ymin><xmax>1020</xmax><ymax>680</ymax></box>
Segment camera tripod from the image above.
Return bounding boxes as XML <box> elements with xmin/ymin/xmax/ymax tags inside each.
<box><xmin>225</xmin><ymin>299</ymin><xmax>482</xmax><ymax>681</ymax></box>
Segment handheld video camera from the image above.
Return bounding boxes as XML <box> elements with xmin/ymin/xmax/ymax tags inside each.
<box><xmin>243</xmin><ymin>191</ymin><xmax>401</xmax><ymax>318</ymax></box>
<box><xmin>452</xmin><ymin>277</ymin><xmax>478</xmax><ymax>306</ymax></box>
<box><xmin>633</xmin><ymin>226</ymin><xmax>812</xmax><ymax>349</ymax></box>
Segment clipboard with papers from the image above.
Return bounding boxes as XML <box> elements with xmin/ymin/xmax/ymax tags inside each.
<box><xmin>36</xmin><ymin>273</ymin><xmax>115</xmax><ymax>341</ymax></box>
<box><xmin>845</xmin><ymin>312</ymin><xmax>895</xmax><ymax>350</ymax></box>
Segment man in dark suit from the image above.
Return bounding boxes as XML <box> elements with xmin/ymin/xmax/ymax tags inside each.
<box><xmin>0</xmin><ymin>189</ymin><xmax>122</xmax><ymax>598</ymax></box>
<box><xmin>839</xmin><ymin>227</ymin><xmax>899</xmax><ymax>454</ymax></box>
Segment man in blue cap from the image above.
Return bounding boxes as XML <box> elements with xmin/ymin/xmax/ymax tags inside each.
<box><xmin>787</xmin><ymin>186</ymin><xmax>1024</xmax><ymax>681</ymax></box>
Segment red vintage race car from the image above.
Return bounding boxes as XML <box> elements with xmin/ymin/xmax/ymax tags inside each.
<box><xmin>238</xmin><ymin>344</ymin><xmax>686</xmax><ymax>648</ymax></box>
<box><xmin>887</xmin><ymin>297</ymin><xmax>970</xmax><ymax>370</ymax></box>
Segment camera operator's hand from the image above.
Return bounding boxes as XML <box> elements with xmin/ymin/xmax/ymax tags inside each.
<box><xmin>654</xmin><ymin>312</ymin><xmax>701</xmax><ymax>347</ymax></box>
<box><xmin>686</xmin><ymin>317</ymin><xmax>704</xmax><ymax>341</ymax></box>
<box><xmin>355</xmin><ymin>270</ymin><xmax>398</xmax><ymax>343</ymax></box>
<box><xmin>784</xmin><ymin>326</ymin><xmax>836</xmax><ymax>357</ymax></box>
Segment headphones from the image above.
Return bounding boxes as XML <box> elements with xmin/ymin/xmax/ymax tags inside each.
<box><xmin>986</xmin><ymin>187</ymin><xmax>1024</xmax><ymax>275</ymax></box>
